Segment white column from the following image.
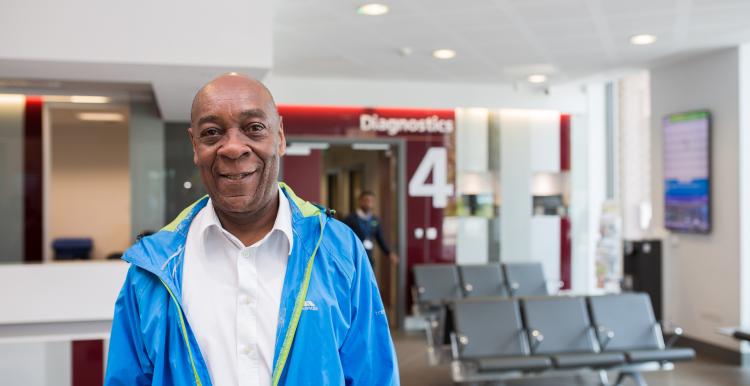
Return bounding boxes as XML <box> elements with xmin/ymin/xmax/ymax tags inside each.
<box><xmin>454</xmin><ymin>108</ymin><xmax>490</xmax><ymax>264</ymax></box>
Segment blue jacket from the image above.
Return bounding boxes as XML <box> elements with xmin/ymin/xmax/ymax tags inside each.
<box><xmin>105</xmin><ymin>183</ymin><xmax>400</xmax><ymax>385</ymax></box>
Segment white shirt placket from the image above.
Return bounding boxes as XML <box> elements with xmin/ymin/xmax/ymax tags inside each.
<box><xmin>237</xmin><ymin>245</ymin><xmax>260</xmax><ymax>386</ymax></box>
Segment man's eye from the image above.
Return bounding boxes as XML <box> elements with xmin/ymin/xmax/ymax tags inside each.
<box><xmin>201</xmin><ymin>128</ymin><xmax>220</xmax><ymax>137</ymax></box>
<box><xmin>246</xmin><ymin>123</ymin><xmax>266</xmax><ymax>132</ymax></box>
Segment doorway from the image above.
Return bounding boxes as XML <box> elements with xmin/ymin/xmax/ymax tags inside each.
<box><xmin>281</xmin><ymin>139</ymin><xmax>405</xmax><ymax>326</ymax></box>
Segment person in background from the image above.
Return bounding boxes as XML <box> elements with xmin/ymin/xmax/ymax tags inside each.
<box><xmin>105</xmin><ymin>74</ymin><xmax>399</xmax><ymax>386</ymax></box>
<box><xmin>343</xmin><ymin>191</ymin><xmax>399</xmax><ymax>267</ymax></box>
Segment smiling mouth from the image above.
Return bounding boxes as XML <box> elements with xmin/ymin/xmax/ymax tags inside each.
<box><xmin>219</xmin><ymin>172</ymin><xmax>254</xmax><ymax>180</ymax></box>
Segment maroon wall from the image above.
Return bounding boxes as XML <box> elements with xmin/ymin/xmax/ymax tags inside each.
<box><xmin>24</xmin><ymin>95</ymin><xmax>43</xmax><ymax>263</ymax></box>
<box><xmin>560</xmin><ymin>114</ymin><xmax>572</xmax><ymax>289</ymax></box>
<box><xmin>282</xmin><ymin>149</ymin><xmax>322</xmax><ymax>203</ymax></box>
<box><xmin>72</xmin><ymin>340</ymin><xmax>103</xmax><ymax>386</ymax></box>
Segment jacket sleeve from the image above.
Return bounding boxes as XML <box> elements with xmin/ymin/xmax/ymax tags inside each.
<box><xmin>105</xmin><ymin>266</ymin><xmax>153</xmax><ymax>386</ymax></box>
<box><xmin>339</xmin><ymin>241</ymin><xmax>400</xmax><ymax>385</ymax></box>
<box><xmin>373</xmin><ymin>219</ymin><xmax>391</xmax><ymax>255</ymax></box>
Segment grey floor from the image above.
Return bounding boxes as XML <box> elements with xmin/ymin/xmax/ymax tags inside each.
<box><xmin>393</xmin><ymin>332</ymin><xmax>750</xmax><ymax>386</ymax></box>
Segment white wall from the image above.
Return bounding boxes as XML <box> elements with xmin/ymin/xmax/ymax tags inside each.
<box><xmin>569</xmin><ymin>84</ymin><xmax>607</xmax><ymax>293</ymax></box>
<box><xmin>0</xmin><ymin>262</ymin><xmax>129</xmax><ymax>324</ymax></box>
<box><xmin>499</xmin><ymin>109</ymin><xmax>563</xmax><ymax>284</ymax></box>
<box><xmin>454</xmin><ymin>108</ymin><xmax>490</xmax><ymax>264</ymax></box>
<box><xmin>0</xmin><ymin>341</ymin><xmax>71</xmax><ymax>386</ymax></box>
<box><xmin>499</xmin><ymin>111</ymin><xmax>533</xmax><ymax>262</ymax></box>
<box><xmin>265</xmin><ymin>74</ymin><xmax>587</xmax><ymax>114</ymax></box>
<box><xmin>619</xmin><ymin>72</ymin><xmax>653</xmax><ymax>240</ymax></box>
<box><xmin>740</xmin><ymin>44</ymin><xmax>750</xmax><ymax>353</ymax></box>
<box><xmin>0</xmin><ymin>262</ymin><xmax>128</xmax><ymax>386</ymax></box>
<box><xmin>0</xmin><ymin>0</ymin><xmax>273</xmax><ymax>121</ymax></box>
<box><xmin>50</xmin><ymin>112</ymin><xmax>131</xmax><ymax>260</ymax></box>
<box><xmin>650</xmin><ymin>48</ymin><xmax>742</xmax><ymax>351</ymax></box>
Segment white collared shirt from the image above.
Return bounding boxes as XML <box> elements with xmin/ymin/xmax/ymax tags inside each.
<box><xmin>181</xmin><ymin>186</ymin><xmax>293</xmax><ymax>386</ymax></box>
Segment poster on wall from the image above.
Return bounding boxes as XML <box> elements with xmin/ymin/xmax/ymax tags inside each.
<box><xmin>662</xmin><ymin>110</ymin><xmax>711</xmax><ymax>233</ymax></box>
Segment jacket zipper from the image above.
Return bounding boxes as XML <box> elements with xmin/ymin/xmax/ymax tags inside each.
<box><xmin>160</xmin><ymin>279</ymin><xmax>204</xmax><ymax>386</ymax></box>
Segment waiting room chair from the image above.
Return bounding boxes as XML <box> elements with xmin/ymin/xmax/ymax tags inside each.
<box><xmin>522</xmin><ymin>297</ymin><xmax>624</xmax><ymax>384</ymax></box>
<box><xmin>588</xmin><ymin>293</ymin><xmax>695</xmax><ymax>386</ymax></box>
<box><xmin>458</xmin><ymin>264</ymin><xmax>509</xmax><ymax>298</ymax></box>
<box><xmin>413</xmin><ymin>264</ymin><xmax>462</xmax><ymax>305</ymax></box>
<box><xmin>451</xmin><ymin>298</ymin><xmax>551</xmax><ymax>383</ymax></box>
<box><xmin>413</xmin><ymin>264</ymin><xmax>462</xmax><ymax>365</ymax></box>
<box><xmin>502</xmin><ymin>262</ymin><xmax>552</xmax><ymax>297</ymax></box>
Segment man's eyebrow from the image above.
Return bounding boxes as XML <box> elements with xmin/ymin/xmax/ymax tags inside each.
<box><xmin>240</xmin><ymin>109</ymin><xmax>267</xmax><ymax>120</ymax></box>
<box><xmin>197</xmin><ymin>114</ymin><xmax>220</xmax><ymax>126</ymax></box>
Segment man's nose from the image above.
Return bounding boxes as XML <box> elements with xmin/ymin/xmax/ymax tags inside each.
<box><xmin>218</xmin><ymin>128</ymin><xmax>251</xmax><ymax>160</ymax></box>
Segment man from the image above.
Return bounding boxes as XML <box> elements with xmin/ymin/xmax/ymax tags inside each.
<box><xmin>343</xmin><ymin>191</ymin><xmax>398</xmax><ymax>267</ymax></box>
<box><xmin>105</xmin><ymin>74</ymin><xmax>399</xmax><ymax>386</ymax></box>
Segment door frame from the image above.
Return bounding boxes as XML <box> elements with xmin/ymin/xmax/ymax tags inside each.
<box><xmin>282</xmin><ymin>136</ymin><xmax>408</xmax><ymax>329</ymax></box>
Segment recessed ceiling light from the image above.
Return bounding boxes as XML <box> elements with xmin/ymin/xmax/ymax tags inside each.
<box><xmin>77</xmin><ymin>112</ymin><xmax>125</xmax><ymax>122</ymax></box>
<box><xmin>432</xmin><ymin>49</ymin><xmax>456</xmax><ymax>60</ymax></box>
<box><xmin>357</xmin><ymin>3</ymin><xmax>389</xmax><ymax>16</ymax></box>
<box><xmin>629</xmin><ymin>34</ymin><xmax>657</xmax><ymax>45</ymax></box>
<box><xmin>528</xmin><ymin>74</ymin><xmax>547</xmax><ymax>84</ymax></box>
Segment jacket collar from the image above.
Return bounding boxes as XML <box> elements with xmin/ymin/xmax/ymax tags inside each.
<box><xmin>122</xmin><ymin>182</ymin><xmax>326</xmax><ymax>299</ymax></box>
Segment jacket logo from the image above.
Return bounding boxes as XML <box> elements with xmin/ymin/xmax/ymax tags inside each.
<box><xmin>303</xmin><ymin>300</ymin><xmax>318</xmax><ymax>311</ymax></box>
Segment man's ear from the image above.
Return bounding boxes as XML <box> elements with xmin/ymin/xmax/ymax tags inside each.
<box><xmin>187</xmin><ymin>127</ymin><xmax>198</xmax><ymax>165</ymax></box>
<box><xmin>277</xmin><ymin>116</ymin><xmax>286</xmax><ymax>156</ymax></box>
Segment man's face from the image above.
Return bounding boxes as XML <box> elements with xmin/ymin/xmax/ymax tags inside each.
<box><xmin>188</xmin><ymin>80</ymin><xmax>286</xmax><ymax>216</ymax></box>
<box><xmin>359</xmin><ymin>194</ymin><xmax>375</xmax><ymax>213</ymax></box>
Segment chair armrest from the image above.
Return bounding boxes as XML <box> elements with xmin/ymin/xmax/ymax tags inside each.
<box><xmin>597</xmin><ymin>326</ymin><xmax>615</xmax><ymax>350</ymax></box>
<box><xmin>450</xmin><ymin>332</ymin><xmax>468</xmax><ymax>360</ymax></box>
<box><xmin>666</xmin><ymin>326</ymin><xmax>684</xmax><ymax>348</ymax></box>
<box><xmin>509</xmin><ymin>282</ymin><xmax>520</xmax><ymax>296</ymax></box>
<box><xmin>529</xmin><ymin>329</ymin><xmax>544</xmax><ymax>353</ymax></box>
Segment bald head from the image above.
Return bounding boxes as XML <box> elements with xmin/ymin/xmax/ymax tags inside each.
<box><xmin>190</xmin><ymin>73</ymin><xmax>279</xmax><ymax>124</ymax></box>
<box><xmin>187</xmin><ymin>72</ymin><xmax>287</xmax><ymax>226</ymax></box>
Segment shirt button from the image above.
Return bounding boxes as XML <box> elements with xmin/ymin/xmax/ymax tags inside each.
<box><xmin>241</xmin><ymin>250</ymin><xmax>250</xmax><ymax>258</ymax></box>
<box><xmin>242</xmin><ymin>345</ymin><xmax>252</xmax><ymax>355</ymax></box>
<box><xmin>239</xmin><ymin>295</ymin><xmax>251</xmax><ymax>305</ymax></box>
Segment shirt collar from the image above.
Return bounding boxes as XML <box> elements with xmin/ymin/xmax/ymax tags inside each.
<box><xmin>356</xmin><ymin>208</ymin><xmax>372</xmax><ymax>220</ymax></box>
<box><xmin>200</xmin><ymin>185</ymin><xmax>294</xmax><ymax>254</ymax></box>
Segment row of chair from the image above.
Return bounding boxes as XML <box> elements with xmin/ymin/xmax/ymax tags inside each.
<box><xmin>413</xmin><ymin>262</ymin><xmax>558</xmax><ymax>306</ymax></box>
<box><xmin>412</xmin><ymin>262</ymin><xmax>559</xmax><ymax>366</ymax></box>
<box><xmin>449</xmin><ymin>293</ymin><xmax>694</xmax><ymax>386</ymax></box>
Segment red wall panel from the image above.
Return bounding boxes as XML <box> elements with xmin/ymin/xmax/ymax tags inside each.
<box><xmin>24</xmin><ymin>95</ymin><xmax>43</xmax><ymax>262</ymax></box>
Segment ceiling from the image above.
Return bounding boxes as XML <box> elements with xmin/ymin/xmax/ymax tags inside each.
<box><xmin>273</xmin><ymin>0</ymin><xmax>750</xmax><ymax>84</ymax></box>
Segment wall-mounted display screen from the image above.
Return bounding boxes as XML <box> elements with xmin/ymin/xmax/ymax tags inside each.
<box><xmin>663</xmin><ymin>110</ymin><xmax>711</xmax><ymax>233</ymax></box>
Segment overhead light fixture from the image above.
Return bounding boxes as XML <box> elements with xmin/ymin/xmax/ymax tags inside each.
<box><xmin>528</xmin><ymin>74</ymin><xmax>547</xmax><ymax>84</ymax></box>
<box><xmin>285</xmin><ymin>142</ymin><xmax>330</xmax><ymax>156</ymax></box>
<box><xmin>352</xmin><ymin>143</ymin><xmax>391</xmax><ymax>151</ymax></box>
<box><xmin>45</xmin><ymin>95</ymin><xmax>111</xmax><ymax>104</ymax></box>
<box><xmin>357</xmin><ymin>3</ymin><xmax>389</xmax><ymax>16</ymax></box>
<box><xmin>432</xmin><ymin>49</ymin><xmax>456</xmax><ymax>60</ymax></box>
<box><xmin>629</xmin><ymin>34</ymin><xmax>657</xmax><ymax>45</ymax></box>
<box><xmin>285</xmin><ymin>147</ymin><xmax>312</xmax><ymax>156</ymax></box>
<box><xmin>77</xmin><ymin>112</ymin><xmax>125</xmax><ymax>122</ymax></box>
<box><xmin>0</xmin><ymin>94</ymin><xmax>25</xmax><ymax>104</ymax></box>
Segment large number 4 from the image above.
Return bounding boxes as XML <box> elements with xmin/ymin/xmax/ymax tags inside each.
<box><xmin>408</xmin><ymin>147</ymin><xmax>454</xmax><ymax>208</ymax></box>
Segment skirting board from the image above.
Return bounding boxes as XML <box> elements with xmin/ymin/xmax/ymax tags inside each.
<box><xmin>670</xmin><ymin>334</ymin><xmax>750</xmax><ymax>366</ymax></box>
